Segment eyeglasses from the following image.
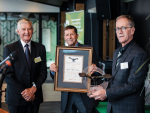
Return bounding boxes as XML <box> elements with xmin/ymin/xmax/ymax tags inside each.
<box><xmin>114</xmin><ymin>27</ymin><xmax>132</xmax><ymax>33</ymax></box>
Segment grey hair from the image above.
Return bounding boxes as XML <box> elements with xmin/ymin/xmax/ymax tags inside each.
<box><xmin>116</xmin><ymin>15</ymin><xmax>135</xmax><ymax>27</ymax></box>
<box><xmin>16</xmin><ymin>18</ymin><xmax>33</xmax><ymax>30</ymax></box>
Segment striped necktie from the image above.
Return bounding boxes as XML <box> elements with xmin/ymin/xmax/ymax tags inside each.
<box><xmin>116</xmin><ymin>48</ymin><xmax>125</xmax><ymax>67</ymax></box>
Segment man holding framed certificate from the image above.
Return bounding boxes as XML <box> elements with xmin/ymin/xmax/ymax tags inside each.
<box><xmin>50</xmin><ymin>25</ymin><xmax>99</xmax><ymax>113</ymax></box>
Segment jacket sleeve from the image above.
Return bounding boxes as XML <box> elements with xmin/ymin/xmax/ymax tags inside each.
<box><xmin>50</xmin><ymin>71</ymin><xmax>54</xmax><ymax>80</ymax></box>
<box><xmin>106</xmin><ymin>52</ymin><xmax>148</xmax><ymax>102</ymax></box>
<box><xmin>3</xmin><ymin>46</ymin><xmax>25</xmax><ymax>94</ymax></box>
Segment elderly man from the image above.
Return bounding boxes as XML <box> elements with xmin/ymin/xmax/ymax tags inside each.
<box><xmin>3</xmin><ymin>18</ymin><xmax>47</xmax><ymax>113</ymax></box>
<box><xmin>50</xmin><ymin>25</ymin><xmax>99</xmax><ymax>113</ymax></box>
<box><xmin>89</xmin><ymin>15</ymin><xmax>148</xmax><ymax>113</ymax></box>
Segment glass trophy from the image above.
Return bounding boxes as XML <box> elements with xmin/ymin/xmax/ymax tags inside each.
<box><xmin>79</xmin><ymin>66</ymin><xmax>111</xmax><ymax>96</ymax></box>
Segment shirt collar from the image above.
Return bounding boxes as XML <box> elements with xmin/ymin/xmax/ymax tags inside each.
<box><xmin>75</xmin><ymin>42</ymin><xmax>78</xmax><ymax>47</ymax></box>
<box><xmin>20</xmin><ymin>39</ymin><xmax>31</xmax><ymax>48</ymax></box>
<box><xmin>120</xmin><ymin>39</ymin><xmax>134</xmax><ymax>53</ymax></box>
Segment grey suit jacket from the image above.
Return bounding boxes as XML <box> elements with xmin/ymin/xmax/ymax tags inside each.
<box><xmin>3</xmin><ymin>40</ymin><xmax>47</xmax><ymax>106</ymax></box>
<box><xmin>106</xmin><ymin>41</ymin><xmax>148</xmax><ymax>113</ymax></box>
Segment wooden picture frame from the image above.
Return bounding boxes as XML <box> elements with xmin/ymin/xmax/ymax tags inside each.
<box><xmin>54</xmin><ymin>46</ymin><xmax>93</xmax><ymax>93</ymax></box>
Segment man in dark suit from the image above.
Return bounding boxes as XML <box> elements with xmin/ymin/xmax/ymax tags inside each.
<box><xmin>50</xmin><ymin>25</ymin><xmax>99</xmax><ymax>113</ymax></box>
<box><xmin>89</xmin><ymin>15</ymin><xmax>148</xmax><ymax>113</ymax></box>
<box><xmin>3</xmin><ymin>18</ymin><xmax>47</xmax><ymax>113</ymax></box>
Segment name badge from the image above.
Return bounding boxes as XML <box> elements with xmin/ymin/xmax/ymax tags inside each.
<box><xmin>34</xmin><ymin>57</ymin><xmax>42</xmax><ymax>63</ymax></box>
<box><xmin>120</xmin><ymin>62</ymin><xmax>128</xmax><ymax>69</ymax></box>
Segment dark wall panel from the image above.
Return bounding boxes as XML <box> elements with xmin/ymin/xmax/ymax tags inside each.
<box><xmin>86</xmin><ymin>0</ymin><xmax>96</xmax><ymax>10</ymax></box>
<box><xmin>121</xmin><ymin>0</ymin><xmax>150</xmax><ymax>56</ymax></box>
<box><xmin>84</xmin><ymin>13</ymin><xmax>102</xmax><ymax>61</ymax></box>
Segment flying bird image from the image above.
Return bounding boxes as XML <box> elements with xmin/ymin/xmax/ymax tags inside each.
<box><xmin>69</xmin><ymin>57</ymin><xmax>78</xmax><ymax>62</ymax></box>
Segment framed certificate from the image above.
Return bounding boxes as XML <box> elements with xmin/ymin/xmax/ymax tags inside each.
<box><xmin>54</xmin><ymin>46</ymin><xmax>93</xmax><ymax>93</ymax></box>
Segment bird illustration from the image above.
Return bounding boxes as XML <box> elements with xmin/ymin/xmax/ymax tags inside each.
<box><xmin>69</xmin><ymin>57</ymin><xmax>78</xmax><ymax>62</ymax></box>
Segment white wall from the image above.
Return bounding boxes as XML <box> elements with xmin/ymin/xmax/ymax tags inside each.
<box><xmin>0</xmin><ymin>0</ymin><xmax>60</xmax><ymax>12</ymax></box>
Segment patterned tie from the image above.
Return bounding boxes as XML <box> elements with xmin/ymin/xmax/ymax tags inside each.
<box><xmin>116</xmin><ymin>48</ymin><xmax>125</xmax><ymax>67</ymax></box>
<box><xmin>25</xmin><ymin>44</ymin><xmax>30</xmax><ymax>69</ymax></box>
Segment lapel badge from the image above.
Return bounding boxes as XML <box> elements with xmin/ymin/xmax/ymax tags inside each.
<box><xmin>34</xmin><ymin>56</ymin><xmax>42</xmax><ymax>63</ymax></box>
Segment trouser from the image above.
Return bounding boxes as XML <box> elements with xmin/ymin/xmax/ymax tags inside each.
<box><xmin>8</xmin><ymin>103</ymin><xmax>40</xmax><ymax>113</ymax></box>
<box><xmin>65</xmin><ymin>92</ymin><xmax>86</xmax><ymax>113</ymax></box>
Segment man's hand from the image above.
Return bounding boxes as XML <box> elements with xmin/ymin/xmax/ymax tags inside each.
<box><xmin>89</xmin><ymin>88</ymin><xmax>107</xmax><ymax>101</ymax></box>
<box><xmin>89</xmin><ymin>63</ymin><xmax>97</xmax><ymax>74</ymax></box>
<box><xmin>49</xmin><ymin>63</ymin><xmax>58</xmax><ymax>72</ymax></box>
<box><xmin>21</xmin><ymin>86</ymin><xmax>37</xmax><ymax>102</ymax></box>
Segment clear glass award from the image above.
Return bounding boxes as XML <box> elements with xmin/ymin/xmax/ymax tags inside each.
<box><xmin>79</xmin><ymin>66</ymin><xmax>111</xmax><ymax>96</ymax></box>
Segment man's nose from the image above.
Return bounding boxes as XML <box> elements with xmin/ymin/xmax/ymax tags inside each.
<box><xmin>69</xmin><ymin>34</ymin><xmax>72</xmax><ymax>38</ymax></box>
<box><xmin>118</xmin><ymin>29</ymin><xmax>123</xmax><ymax>33</ymax></box>
<box><xmin>25</xmin><ymin>29</ymin><xmax>29</xmax><ymax>33</ymax></box>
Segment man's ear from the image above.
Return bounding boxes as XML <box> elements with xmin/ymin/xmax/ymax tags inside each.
<box><xmin>131</xmin><ymin>27</ymin><xmax>135</xmax><ymax>35</ymax></box>
<box><xmin>16</xmin><ymin>29</ymin><xmax>20</xmax><ymax>35</ymax></box>
<box><xmin>32</xmin><ymin>28</ymin><xmax>34</xmax><ymax>34</ymax></box>
<box><xmin>77</xmin><ymin>34</ymin><xmax>79</xmax><ymax>39</ymax></box>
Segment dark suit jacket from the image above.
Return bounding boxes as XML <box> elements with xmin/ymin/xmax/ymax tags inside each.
<box><xmin>3</xmin><ymin>40</ymin><xmax>47</xmax><ymax>106</ymax></box>
<box><xmin>106</xmin><ymin>41</ymin><xmax>148</xmax><ymax>113</ymax></box>
<box><xmin>50</xmin><ymin>43</ymin><xmax>99</xmax><ymax>113</ymax></box>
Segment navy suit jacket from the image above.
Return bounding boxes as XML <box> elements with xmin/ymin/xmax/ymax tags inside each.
<box><xmin>50</xmin><ymin>43</ymin><xmax>99</xmax><ymax>113</ymax></box>
<box><xmin>3</xmin><ymin>40</ymin><xmax>47</xmax><ymax>106</ymax></box>
<box><xmin>106</xmin><ymin>41</ymin><xmax>148</xmax><ymax>113</ymax></box>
